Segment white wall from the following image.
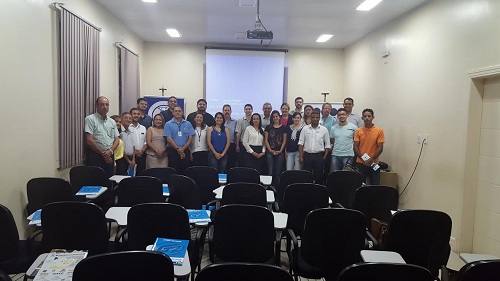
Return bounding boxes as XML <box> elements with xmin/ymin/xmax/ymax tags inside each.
<box><xmin>142</xmin><ymin>42</ymin><xmax>345</xmax><ymax>113</ymax></box>
<box><xmin>0</xmin><ymin>0</ymin><xmax>143</xmax><ymax>237</ymax></box>
<box><xmin>344</xmin><ymin>0</ymin><xmax>500</xmax><ymax>251</ymax></box>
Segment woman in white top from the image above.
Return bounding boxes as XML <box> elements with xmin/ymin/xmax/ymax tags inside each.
<box><xmin>242</xmin><ymin>113</ymin><xmax>266</xmax><ymax>174</ymax></box>
<box><xmin>190</xmin><ymin>113</ymin><xmax>208</xmax><ymax>166</ymax></box>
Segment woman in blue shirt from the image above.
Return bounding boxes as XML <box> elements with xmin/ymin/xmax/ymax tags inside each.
<box><xmin>207</xmin><ymin>112</ymin><xmax>230</xmax><ymax>173</ymax></box>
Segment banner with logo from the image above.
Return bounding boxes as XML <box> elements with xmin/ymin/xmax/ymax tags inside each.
<box><xmin>144</xmin><ymin>96</ymin><xmax>185</xmax><ymax>118</ymax></box>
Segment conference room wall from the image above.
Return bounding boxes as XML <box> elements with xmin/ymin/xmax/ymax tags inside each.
<box><xmin>0</xmin><ymin>0</ymin><xmax>143</xmax><ymax>238</ymax></box>
<box><xmin>344</xmin><ymin>0</ymin><xmax>500</xmax><ymax>253</ymax></box>
<box><xmin>142</xmin><ymin>42</ymin><xmax>345</xmax><ymax>112</ymax></box>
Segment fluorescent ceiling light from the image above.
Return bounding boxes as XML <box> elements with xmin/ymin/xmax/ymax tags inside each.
<box><xmin>166</xmin><ymin>29</ymin><xmax>182</xmax><ymax>38</ymax></box>
<box><xmin>316</xmin><ymin>34</ymin><xmax>333</xmax><ymax>43</ymax></box>
<box><xmin>142</xmin><ymin>0</ymin><xmax>157</xmax><ymax>3</ymax></box>
<box><xmin>356</xmin><ymin>0</ymin><xmax>383</xmax><ymax>11</ymax></box>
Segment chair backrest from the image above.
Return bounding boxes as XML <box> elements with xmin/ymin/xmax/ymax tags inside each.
<box><xmin>69</xmin><ymin>166</ymin><xmax>110</xmax><ymax>194</ymax></box>
<box><xmin>184</xmin><ymin>166</ymin><xmax>218</xmax><ymax>205</ymax></box>
<box><xmin>338</xmin><ymin>262</ymin><xmax>434</xmax><ymax>281</ymax></box>
<box><xmin>384</xmin><ymin>209</ymin><xmax>452</xmax><ymax>278</ymax></box>
<box><xmin>26</xmin><ymin>177</ymin><xmax>74</xmax><ymax>215</ymax></box>
<box><xmin>41</xmin><ymin>202</ymin><xmax>109</xmax><ymax>255</ymax></box>
<box><xmin>300</xmin><ymin>208</ymin><xmax>366</xmax><ymax>279</ymax></box>
<box><xmin>0</xmin><ymin>205</ymin><xmax>19</xmax><ymax>262</ymax></box>
<box><xmin>221</xmin><ymin>183</ymin><xmax>267</xmax><ymax>208</ymax></box>
<box><xmin>127</xmin><ymin>203</ymin><xmax>191</xmax><ymax>251</ymax></box>
<box><xmin>457</xmin><ymin>259</ymin><xmax>500</xmax><ymax>281</ymax></box>
<box><xmin>115</xmin><ymin>176</ymin><xmax>164</xmax><ymax>207</ymax></box>
<box><xmin>213</xmin><ymin>205</ymin><xmax>275</xmax><ymax>263</ymax></box>
<box><xmin>168</xmin><ymin>175</ymin><xmax>203</xmax><ymax>209</ymax></box>
<box><xmin>72</xmin><ymin>251</ymin><xmax>174</xmax><ymax>281</ymax></box>
<box><xmin>141</xmin><ymin>167</ymin><xmax>178</xmax><ymax>184</ymax></box>
<box><xmin>226</xmin><ymin>167</ymin><xmax>260</xmax><ymax>184</ymax></box>
<box><xmin>325</xmin><ymin>171</ymin><xmax>363</xmax><ymax>208</ymax></box>
<box><xmin>351</xmin><ymin>185</ymin><xmax>399</xmax><ymax>228</ymax></box>
<box><xmin>283</xmin><ymin>183</ymin><xmax>329</xmax><ymax>235</ymax></box>
<box><xmin>277</xmin><ymin>170</ymin><xmax>314</xmax><ymax>210</ymax></box>
<box><xmin>0</xmin><ymin>270</ymin><xmax>12</xmax><ymax>281</ymax></box>
<box><xmin>196</xmin><ymin>263</ymin><xmax>293</xmax><ymax>281</ymax></box>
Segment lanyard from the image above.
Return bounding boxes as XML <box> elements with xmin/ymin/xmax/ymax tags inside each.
<box><xmin>196</xmin><ymin>128</ymin><xmax>202</xmax><ymax>145</ymax></box>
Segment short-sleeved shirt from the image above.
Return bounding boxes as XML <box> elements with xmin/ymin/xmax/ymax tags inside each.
<box><xmin>163</xmin><ymin>118</ymin><xmax>195</xmax><ymax>148</ymax></box>
<box><xmin>224</xmin><ymin>118</ymin><xmax>237</xmax><ymax>143</ymax></box>
<box><xmin>265</xmin><ymin>124</ymin><xmax>287</xmax><ymax>151</ymax></box>
<box><xmin>139</xmin><ymin>114</ymin><xmax>153</xmax><ymax>129</ymax></box>
<box><xmin>84</xmin><ymin>113</ymin><xmax>119</xmax><ymax>150</ymax></box>
<box><xmin>298</xmin><ymin>124</ymin><xmax>331</xmax><ymax>153</ymax></box>
<box><xmin>160</xmin><ymin>109</ymin><xmax>175</xmax><ymax>123</ymax></box>
<box><xmin>348</xmin><ymin>112</ymin><xmax>363</xmax><ymax>128</ymax></box>
<box><xmin>235</xmin><ymin>116</ymin><xmax>251</xmax><ymax>142</ymax></box>
<box><xmin>187</xmin><ymin>111</ymin><xmax>215</xmax><ymax>127</ymax></box>
<box><xmin>286</xmin><ymin>125</ymin><xmax>303</xmax><ymax>153</ymax></box>
<box><xmin>330</xmin><ymin>123</ymin><xmax>357</xmax><ymax>156</ymax></box>
<box><xmin>354</xmin><ymin>125</ymin><xmax>385</xmax><ymax>163</ymax></box>
<box><xmin>320</xmin><ymin>115</ymin><xmax>335</xmax><ymax>132</ymax></box>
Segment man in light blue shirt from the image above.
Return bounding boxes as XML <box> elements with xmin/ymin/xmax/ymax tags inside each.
<box><xmin>164</xmin><ymin>106</ymin><xmax>195</xmax><ymax>174</ymax></box>
<box><xmin>330</xmin><ymin>107</ymin><xmax>358</xmax><ymax>171</ymax></box>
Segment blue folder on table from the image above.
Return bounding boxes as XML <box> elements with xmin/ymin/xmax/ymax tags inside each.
<box><xmin>152</xmin><ymin>238</ymin><xmax>189</xmax><ymax>265</ymax></box>
<box><xmin>162</xmin><ymin>184</ymin><xmax>169</xmax><ymax>196</ymax></box>
<box><xmin>187</xmin><ymin>210</ymin><xmax>211</xmax><ymax>223</ymax></box>
<box><xmin>76</xmin><ymin>186</ymin><xmax>103</xmax><ymax>196</ymax></box>
<box><xmin>29</xmin><ymin>209</ymin><xmax>42</xmax><ymax>225</ymax></box>
<box><xmin>218</xmin><ymin>173</ymin><xmax>227</xmax><ymax>182</ymax></box>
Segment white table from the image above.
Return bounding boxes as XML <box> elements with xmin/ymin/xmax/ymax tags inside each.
<box><xmin>213</xmin><ymin>186</ymin><xmax>275</xmax><ymax>203</ymax></box>
<box><xmin>360</xmin><ymin>250</ymin><xmax>406</xmax><ymax>264</ymax></box>
<box><xmin>146</xmin><ymin>245</ymin><xmax>191</xmax><ymax>277</ymax></box>
<box><xmin>105</xmin><ymin>207</ymin><xmax>211</xmax><ymax>226</ymax></box>
<box><xmin>459</xmin><ymin>253</ymin><xmax>499</xmax><ymax>263</ymax></box>
<box><xmin>218</xmin><ymin>175</ymin><xmax>273</xmax><ymax>186</ymax></box>
<box><xmin>109</xmin><ymin>175</ymin><xmax>131</xmax><ymax>183</ymax></box>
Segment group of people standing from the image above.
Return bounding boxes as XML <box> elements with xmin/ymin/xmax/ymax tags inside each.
<box><xmin>84</xmin><ymin>95</ymin><xmax>385</xmax><ymax>186</ymax></box>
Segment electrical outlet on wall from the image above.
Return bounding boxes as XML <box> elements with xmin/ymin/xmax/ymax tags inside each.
<box><xmin>417</xmin><ymin>134</ymin><xmax>429</xmax><ymax>144</ymax></box>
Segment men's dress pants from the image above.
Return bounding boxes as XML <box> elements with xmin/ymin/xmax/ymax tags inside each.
<box><xmin>303</xmin><ymin>152</ymin><xmax>325</xmax><ymax>184</ymax></box>
<box><xmin>86</xmin><ymin>149</ymin><xmax>114</xmax><ymax>178</ymax></box>
<box><xmin>167</xmin><ymin>147</ymin><xmax>191</xmax><ymax>174</ymax></box>
<box><xmin>356</xmin><ymin>162</ymin><xmax>380</xmax><ymax>185</ymax></box>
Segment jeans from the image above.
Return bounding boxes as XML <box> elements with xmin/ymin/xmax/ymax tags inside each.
<box><xmin>266</xmin><ymin>151</ymin><xmax>285</xmax><ymax>185</ymax></box>
<box><xmin>286</xmin><ymin>151</ymin><xmax>301</xmax><ymax>170</ymax></box>
<box><xmin>331</xmin><ymin>155</ymin><xmax>353</xmax><ymax>172</ymax></box>
<box><xmin>208</xmin><ymin>150</ymin><xmax>228</xmax><ymax>174</ymax></box>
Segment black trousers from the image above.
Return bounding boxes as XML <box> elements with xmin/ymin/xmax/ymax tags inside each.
<box><xmin>85</xmin><ymin>149</ymin><xmax>114</xmax><ymax>178</ymax></box>
<box><xmin>226</xmin><ymin>143</ymin><xmax>237</xmax><ymax>172</ymax></box>
<box><xmin>303</xmin><ymin>152</ymin><xmax>325</xmax><ymax>184</ymax></box>
<box><xmin>167</xmin><ymin>147</ymin><xmax>191</xmax><ymax>174</ymax></box>
<box><xmin>192</xmin><ymin>151</ymin><xmax>209</xmax><ymax>166</ymax></box>
<box><xmin>356</xmin><ymin>163</ymin><xmax>381</xmax><ymax>185</ymax></box>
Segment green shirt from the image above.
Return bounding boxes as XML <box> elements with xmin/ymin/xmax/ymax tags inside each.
<box><xmin>84</xmin><ymin>113</ymin><xmax>119</xmax><ymax>150</ymax></box>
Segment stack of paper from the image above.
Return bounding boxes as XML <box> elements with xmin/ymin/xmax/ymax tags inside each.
<box><xmin>33</xmin><ymin>250</ymin><xmax>88</xmax><ymax>281</ymax></box>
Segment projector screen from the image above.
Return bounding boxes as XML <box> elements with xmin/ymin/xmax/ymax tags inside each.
<box><xmin>206</xmin><ymin>49</ymin><xmax>286</xmax><ymax>120</ymax></box>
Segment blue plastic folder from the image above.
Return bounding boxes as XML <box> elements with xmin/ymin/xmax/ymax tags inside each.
<box><xmin>218</xmin><ymin>173</ymin><xmax>227</xmax><ymax>182</ymax></box>
<box><xmin>152</xmin><ymin>238</ymin><xmax>189</xmax><ymax>265</ymax></box>
<box><xmin>29</xmin><ymin>210</ymin><xmax>42</xmax><ymax>225</ymax></box>
<box><xmin>187</xmin><ymin>210</ymin><xmax>211</xmax><ymax>223</ymax></box>
<box><xmin>162</xmin><ymin>184</ymin><xmax>169</xmax><ymax>196</ymax></box>
<box><xmin>76</xmin><ymin>186</ymin><xmax>102</xmax><ymax>196</ymax></box>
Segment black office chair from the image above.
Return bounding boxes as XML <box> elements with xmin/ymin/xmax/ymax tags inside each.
<box><xmin>41</xmin><ymin>202</ymin><xmax>110</xmax><ymax>256</ymax></box>
<box><xmin>141</xmin><ymin>167</ymin><xmax>178</xmax><ymax>184</ymax></box>
<box><xmin>114</xmin><ymin>176</ymin><xmax>164</xmax><ymax>207</ymax></box>
<box><xmin>26</xmin><ymin>177</ymin><xmax>74</xmax><ymax>216</ymax></box>
<box><xmin>275</xmin><ymin>170</ymin><xmax>314</xmax><ymax>211</ymax></box>
<box><xmin>0</xmin><ymin>204</ymin><xmax>37</xmax><ymax>274</ymax></box>
<box><xmin>287</xmin><ymin>208</ymin><xmax>367</xmax><ymax>281</ymax></box>
<box><xmin>221</xmin><ymin>183</ymin><xmax>267</xmax><ymax>208</ymax></box>
<box><xmin>209</xmin><ymin>205</ymin><xmax>279</xmax><ymax>265</ymax></box>
<box><xmin>126</xmin><ymin>203</ymin><xmax>205</xmax><ymax>276</ymax></box>
<box><xmin>338</xmin><ymin>262</ymin><xmax>434</xmax><ymax>281</ymax></box>
<box><xmin>451</xmin><ymin>259</ymin><xmax>500</xmax><ymax>281</ymax></box>
<box><xmin>325</xmin><ymin>170</ymin><xmax>363</xmax><ymax>208</ymax></box>
<box><xmin>283</xmin><ymin>183</ymin><xmax>329</xmax><ymax>239</ymax></box>
<box><xmin>226</xmin><ymin>167</ymin><xmax>260</xmax><ymax>184</ymax></box>
<box><xmin>184</xmin><ymin>166</ymin><xmax>218</xmax><ymax>206</ymax></box>
<box><xmin>0</xmin><ymin>270</ymin><xmax>11</xmax><ymax>281</ymax></box>
<box><xmin>72</xmin><ymin>251</ymin><xmax>174</xmax><ymax>281</ymax></box>
<box><xmin>168</xmin><ymin>174</ymin><xmax>204</xmax><ymax>210</ymax></box>
<box><xmin>196</xmin><ymin>263</ymin><xmax>294</xmax><ymax>281</ymax></box>
<box><xmin>351</xmin><ymin>185</ymin><xmax>399</xmax><ymax>229</ymax></box>
<box><xmin>383</xmin><ymin>209</ymin><xmax>452</xmax><ymax>279</ymax></box>
<box><xmin>69</xmin><ymin>165</ymin><xmax>111</xmax><ymax>194</ymax></box>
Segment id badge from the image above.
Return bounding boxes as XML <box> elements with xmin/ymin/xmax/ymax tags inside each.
<box><xmin>178</xmin><ymin>131</ymin><xmax>183</xmax><ymax>137</ymax></box>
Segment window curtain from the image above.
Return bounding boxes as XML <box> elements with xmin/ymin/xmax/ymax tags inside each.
<box><xmin>118</xmin><ymin>46</ymin><xmax>140</xmax><ymax>113</ymax></box>
<box><xmin>59</xmin><ymin>7</ymin><xmax>100</xmax><ymax>169</ymax></box>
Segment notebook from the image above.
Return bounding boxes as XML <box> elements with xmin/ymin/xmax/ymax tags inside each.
<box><xmin>162</xmin><ymin>184</ymin><xmax>169</xmax><ymax>196</ymax></box>
<box><xmin>151</xmin><ymin>238</ymin><xmax>189</xmax><ymax>266</ymax></box>
<box><xmin>187</xmin><ymin>210</ymin><xmax>211</xmax><ymax>223</ymax></box>
<box><xmin>76</xmin><ymin>186</ymin><xmax>103</xmax><ymax>196</ymax></box>
<box><xmin>29</xmin><ymin>209</ymin><xmax>42</xmax><ymax>225</ymax></box>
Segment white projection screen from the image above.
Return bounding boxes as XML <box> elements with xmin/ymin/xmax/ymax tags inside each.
<box><xmin>205</xmin><ymin>48</ymin><xmax>286</xmax><ymax>119</ymax></box>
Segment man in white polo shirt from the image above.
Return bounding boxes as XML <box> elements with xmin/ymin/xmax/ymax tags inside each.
<box><xmin>298</xmin><ymin>110</ymin><xmax>331</xmax><ymax>184</ymax></box>
<box><xmin>130</xmin><ymin>107</ymin><xmax>147</xmax><ymax>175</ymax></box>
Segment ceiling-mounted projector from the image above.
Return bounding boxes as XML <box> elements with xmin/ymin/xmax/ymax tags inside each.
<box><xmin>246</xmin><ymin>30</ymin><xmax>273</xmax><ymax>40</ymax></box>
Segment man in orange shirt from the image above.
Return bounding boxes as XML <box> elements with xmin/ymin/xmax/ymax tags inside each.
<box><xmin>353</xmin><ymin>109</ymin><xmax>385</xmax><ymax>184</ymax></box>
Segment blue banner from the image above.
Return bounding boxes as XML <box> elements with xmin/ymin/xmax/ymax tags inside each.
<box><xmin>144</xmin><ymin>96</ymin><xmax>185</xmax><ymax>118</ymax></box>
